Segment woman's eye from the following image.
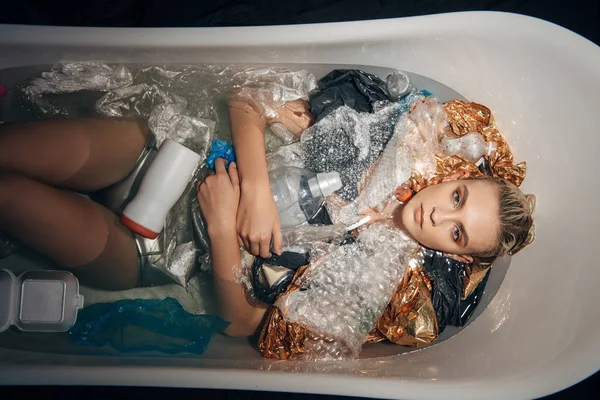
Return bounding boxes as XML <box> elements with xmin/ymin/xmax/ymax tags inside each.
<box><xmin>453</xmin><ymin>191</ymin><xmax>460</xmax><ymax>206</ymax></box>
<box><xmin>453</xmin><ymin>227</ymin><xmax>460</xmax><ymax>242</ymax></box>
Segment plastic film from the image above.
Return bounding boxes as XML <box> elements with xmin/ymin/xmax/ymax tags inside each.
<box><xmin>275</xmin><ymin>224</ymin><xmax>422</xmax><ymax>360</ymax></box>
<box><xmin>22</xmin><ymin>63</ymin><xmax>316</xmax><ymax>287</ymax></box>
<box><xmin>324</xmin><ymin>95</ymin><xmax>448</xmax><ymax>226</ymax></box>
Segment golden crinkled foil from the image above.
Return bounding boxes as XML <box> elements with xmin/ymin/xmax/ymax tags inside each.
<box><xmin>258</xmin><ymin>264</ymin><xmax>314</xmax><ymax>360</ymax></box>
<box><xmin>462</xmin><ymin>262</ymin><xmax>491</xmax><ymax>300</ymax></box>
<box><xmin>258</xmin><ymin>307</ymin><xmax>307</xmax><ymax>360</ymax></box>
<box><xmin>376</xmin><ymin>267</ymin><xmax>438</xmax><ymax>347</ymax></box>
<box><xmin>442</xmin><ymin>99</ymin><xmax>526</xmax><ymax>187</ymax></box>
<box><xmin>365</xmin><ymin>326</ymin><xmax>387</xmax><ymax>344</ymax></box>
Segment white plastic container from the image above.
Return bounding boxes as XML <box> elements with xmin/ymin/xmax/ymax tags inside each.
<box><xmin>121</xmin><ymin>139</ymin><xmax>202</xmax><ymax>239</ymax></box>
<box><xmin>0</xmin><ymin>11</ymin><xmax>599</xmax><ymax>400</ymax></box>
<box><xmin>0</xmin><ymin>269</ymin><xmax>83</xmax><ymax>333</ymax></box>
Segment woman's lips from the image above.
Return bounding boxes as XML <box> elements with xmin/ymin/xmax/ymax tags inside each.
<box><xmin>415</xmin><ymin>204</ymin><xmax>424</xmax><ymax>229</ymax></box>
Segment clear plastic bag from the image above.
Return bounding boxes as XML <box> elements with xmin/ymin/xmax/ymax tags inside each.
<box><xmin>22</xmin><ymin>62</ymin><xmax>317</xmax><ymax>287</ymax></box>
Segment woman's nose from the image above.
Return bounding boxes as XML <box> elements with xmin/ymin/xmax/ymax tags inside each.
<box><xmin>431</xmin><ymin>207</ymin><xmax>454</xmax><ymax>226</ymax></box>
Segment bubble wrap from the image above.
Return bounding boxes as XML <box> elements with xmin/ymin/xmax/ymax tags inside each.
<box><xmin>324</xmin><ymin>95</ymin><xmax>446</xmax><ymax>226</ymax></box>
<box><xmin>301</xmin><ymin>102</ymin><xmax>397</xmax><ymax>202</ymax></box>
<box><xmin>275</xmin><ymin>223</ymin><xmax>422</xmax><ymax>360</ymax></box>
<box><xmin>22</xmin><ymin>62</ymin><xmax>316</xmax><ymax>287</ymax></box>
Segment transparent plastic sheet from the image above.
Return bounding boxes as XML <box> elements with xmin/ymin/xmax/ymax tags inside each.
<box><xmin>22</xmin><ymin>63</ymin><xmax>316</xmax><ymax>287</ymax></box>
<box><xmin>301</xmin><ymin>102</ymin><xmax>398</xmax><ymax>203</ymax></box>
<box><xmin>233</xmin><ymin>223</ymin><xmax>349</xmax><ymax>304</ymax></box>
<box><xmin>281</xmin><ymin>224</ymin><xmax>348</xmax><ymax>248</ymax></box>
<box><xmin>323</xmin><ymin>94</ymin><xmax>447</xmax><ymax>226</ymax></box>
<box><xmin>68</xmin><ymin>297</ymin><xmax>229</xmax><ymax>354</ymax></box>
<box><xmin>23</xmin><ymin>62</ymin><xmax>134</xmax><ymax>114</ymax></box>
<box><xmin>266</xmin><ymin>141</ymin><xmax>306</xmax><ymax>172</ymax></box>
<box><xmin>275</xmin><ymin>224</ymin><xmax>422</xmax><ymax>360</ymax></box>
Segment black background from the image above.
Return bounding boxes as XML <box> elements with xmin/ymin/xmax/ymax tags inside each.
<box><xmin>0</xmin><ymin>0</ymin><xmax>599</xmax><ymax>398</ymax></box>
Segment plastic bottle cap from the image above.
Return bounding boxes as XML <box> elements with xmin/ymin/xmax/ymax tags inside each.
<box><xmin>120</xmin><ymin>215</ymin><xmax>160</xmax><ymax>240</ymax></box>
<box><xmin>315</xmin><ymin>171</ymin><xmax>343</xmax><ymax>197</ymax></box>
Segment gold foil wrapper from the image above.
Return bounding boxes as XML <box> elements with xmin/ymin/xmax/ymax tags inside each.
<box><xmin>462</xmin><ymin>261</ymin><xmax>491</xmax><ymax>300</ymax></box>
<box><xmin>376</xmin><ymin>267</ymin><xmax>438</xmax><ymax>347</ymax></box>
<box><xmin>258</xmin><ymin>307</ymin><xmax>308</xmax><ymax>360</ymax></box>
<box><xmin>258</xmin><ymin>264</ymin><xmax>311</xmax><ymax>360</ymax></box>
<box><xmin>442</xmin><ymin>99</ymin><xmax>526</xmax><ymax>187</ymax></box>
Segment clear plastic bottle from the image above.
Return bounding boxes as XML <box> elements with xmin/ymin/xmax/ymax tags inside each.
<box><xmin>269</xmin><ymin>167</ymin><xmax>342</xmax><ymax>229</ymax></box>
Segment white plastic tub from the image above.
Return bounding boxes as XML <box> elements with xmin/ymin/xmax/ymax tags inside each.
<box><xmin>0</xmin><ymin>11</ymin><xmax>599</xmax><ymax>400</ymax></box>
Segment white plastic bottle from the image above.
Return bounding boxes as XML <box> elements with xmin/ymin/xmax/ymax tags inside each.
<box><xmin>269</xmin><ymin>166</ymin><xmax>342</xmax><ymax>229</ymax></box>
<box><xmin>120</xmin><ymin>139</ymin><xmax>201</xmax><ymax>239</ymax></box>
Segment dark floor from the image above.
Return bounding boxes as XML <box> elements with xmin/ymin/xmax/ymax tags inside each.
<box><xmin>1</xmin><ymin>0</ymin><xmax>599</xmax><ymax>399</ymax></box>
<box><xmin>0</xmin><ymin>373</ymin><xmax>599</xmax><ymax>400</ymax></box>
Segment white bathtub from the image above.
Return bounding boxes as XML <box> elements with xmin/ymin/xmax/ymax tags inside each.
<box><xmin>0</xmin><ymin>11</ymin><xmax>599</xmax><ymax>400</ymax></box>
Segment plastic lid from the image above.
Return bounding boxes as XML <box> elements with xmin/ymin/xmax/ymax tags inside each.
<box><xmin>315</xmin><ymin>171</ymin><xmax>343</xmax><ymax>197</ymax></box>
<box><xmin>0</xmin><ymin>269</ymin><xmax>84</xmax><ymax>333</ymax></box>
<box><xmin>120</xmin><ymin>215</ymin><xmax>159</xmax><ymax>240</ymax></box>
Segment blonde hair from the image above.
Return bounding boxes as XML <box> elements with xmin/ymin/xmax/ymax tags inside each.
<box><xmin>475</xmin><ymin>177</ymin><xmax>536</xmax><ymax>258</ymax></box>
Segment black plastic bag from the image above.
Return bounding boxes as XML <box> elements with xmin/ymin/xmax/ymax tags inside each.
<box><xmin>422</xmin><ymin>248</ymin><xmax>490</xmax><ymax>333</ymax></box>
<box><xmin>309</xmin><ymin>69</ymin><xmax>393</xmax><ymax>121</ymax></box>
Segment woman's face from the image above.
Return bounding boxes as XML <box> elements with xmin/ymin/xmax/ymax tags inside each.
<box><xmin>400</xmin><ymin>179</ymin><xmax>500</xmax><ymax>256</ymax></box>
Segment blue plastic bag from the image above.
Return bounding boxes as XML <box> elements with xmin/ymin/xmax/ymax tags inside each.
<box><xmin>69</xmin><ymin>297</ymin><xmax>229</xmax><ymax>354</ymax></box>
<box><xmin>206</xmin><ymin>139</ymin><xmax>236</xmax><ymax>170</ymax></box>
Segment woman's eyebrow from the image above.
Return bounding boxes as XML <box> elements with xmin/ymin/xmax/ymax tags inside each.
<box><xmin>460</xmin><ymin>221</ymin><xmax>469</xmax><ymax>247</ymax></box>
<box><xmin>460</xmin><ymin>184</ymin><xmax>470</xmax><ymax>247</ymax></box>
<box><xmin>461</xmin><ymin>184</ymin><xmax>469</xmax><ymax>207</ymax></box>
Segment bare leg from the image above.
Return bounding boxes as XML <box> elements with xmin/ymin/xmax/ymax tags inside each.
<box><xmin>0</xmin><ymin>173</ymin><xmax>139</xmax><ymax>290</ymax></box>
<box><xmin>0</xmin><ymin>118</ymin><xmax>147</xmax><ymax>289</ymax></box>
<box><xmin>0</xmin><ymin>118</ymin><xmax>150</xmax><ymax>192</ymax></box>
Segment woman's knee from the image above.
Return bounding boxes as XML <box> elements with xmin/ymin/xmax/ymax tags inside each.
<box><xmin>0</xmin><ymin>173</ymin><xmax>28</xmax><ymax>219</ymax></box>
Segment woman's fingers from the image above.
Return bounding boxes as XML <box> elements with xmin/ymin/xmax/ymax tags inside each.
<box><xmin>214</xmin><ymin>158</ymin><xmax>227</xmax><ymax>174</ymax></box>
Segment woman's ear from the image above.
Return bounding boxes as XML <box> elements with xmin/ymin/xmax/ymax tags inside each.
<box><xmin>445</xmin><ymin>253</ymin><xmax>474</xmax><ymax>264</ymax></box>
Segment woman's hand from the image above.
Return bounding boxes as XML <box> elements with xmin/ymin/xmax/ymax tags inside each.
<box><xmin>267</xmin><ymin>99</ymin><xmax>314</xmax><ymax>137</ymax></box>
<box><xmin>197</xmin><ymin>158</ymin><xmax>240</xmax><ymax>239</ymax></box>
<box><xmin>236</xmin><ymin>179</ymin><xmax>283</xmax><ymax>258</ymax></box>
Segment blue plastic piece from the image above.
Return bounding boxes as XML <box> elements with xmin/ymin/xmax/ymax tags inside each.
<box><xmin>206</xmin><ymin>138</ymin><xmax>236</xmax><ymax>170</ymax></box>
<box><xmin>68</xmin><ymin>297</ymin><xmax>229</xmax><ymax>354</ymax></box>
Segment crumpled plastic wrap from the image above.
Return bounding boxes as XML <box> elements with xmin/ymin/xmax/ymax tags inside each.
<box><xmin>266</xmin><ymin>141</ymin><xmax>306</xmax><ymax>172</ymax></box>
<box><xmin>23</xmin><ymin>62</ymin><xmax>316</xmax><ymax>287</ymax></box>
<box><xmin>273</xmin><ymin>224</ymin><xmax>422</xmax><ymax>360</ymax></box>
<box><xmin>233</xmin><ymin>223</ymin><xmax>350</xmax><ymax>304</ymax></box>
<box><xmin>322</xmin><ymin>93</ymin><xmax>442</xmax><ymax>226</ymax></box>
<box><xmin>301</xmin><ymin>102</ymin><xmax>397</xmax><ymax>202</ymax></box>
<box><xmin>24</xmin><ymin>62</ymin><xmax>134</xmax><ymax>114</ymax></box>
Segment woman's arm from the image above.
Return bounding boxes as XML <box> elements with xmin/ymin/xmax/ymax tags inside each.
<box><xmin>228</xmin><ymin>96</ymin><xmax>283</xmax><ymax>258</ymax></box>
<box><xmin>198</xmin><ymin>158</ymin><xmax>266</xmax><ymax>337</ymax></box>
